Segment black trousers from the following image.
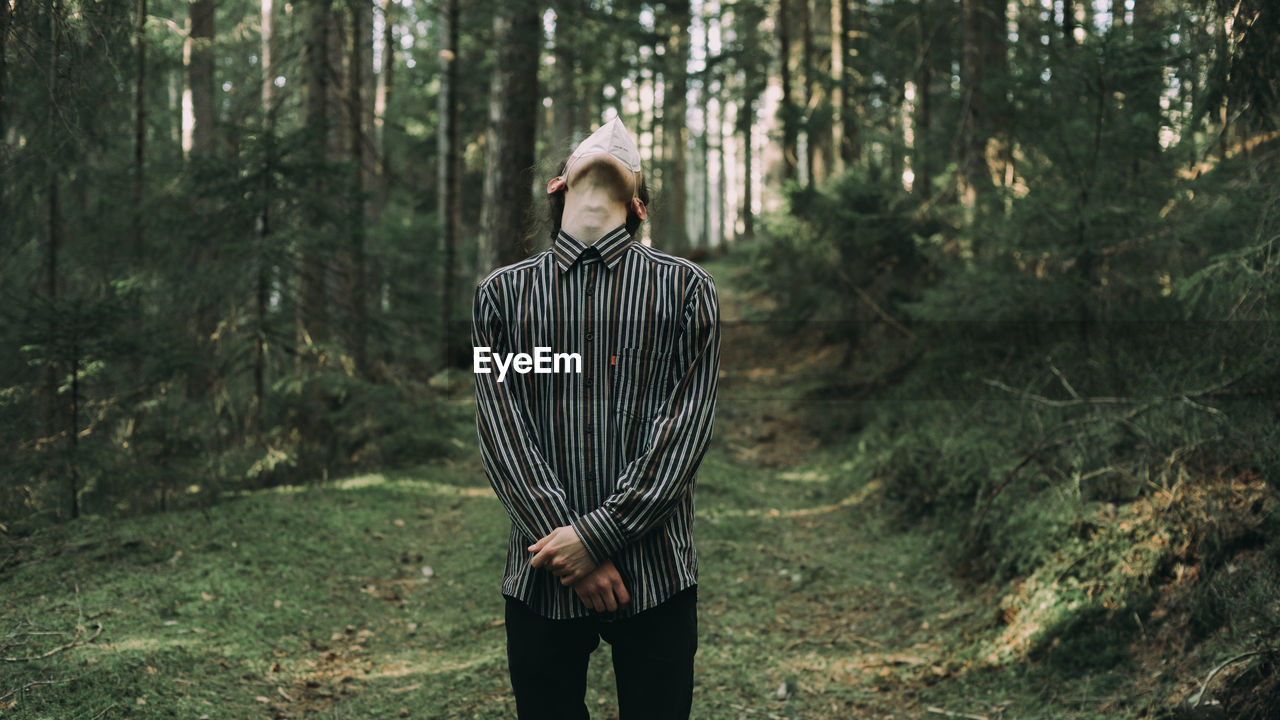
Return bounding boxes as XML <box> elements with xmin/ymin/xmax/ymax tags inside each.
<box><xmin>503</xmin><ymin>585</ymin><xmax>698</xmax><ymax>720</ymax></box>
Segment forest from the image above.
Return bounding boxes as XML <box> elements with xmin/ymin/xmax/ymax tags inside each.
<box><xmin>2</xmin><ymin>0</ymin><xmax>1279</xmax><ymax>717</ymax></box>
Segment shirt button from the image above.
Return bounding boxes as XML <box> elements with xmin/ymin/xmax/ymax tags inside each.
<box><xmin>585</xmin><ymin>424</ymin><xmax>592</xmax><ymax>435</ymax></box>
<box><xmin>585</xmin><ymin>332</ymin><xmax>593</xmax><ymax>342</ymax></box>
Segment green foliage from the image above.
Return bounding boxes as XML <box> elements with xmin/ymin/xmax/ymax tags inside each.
<box><xmin>743</xmin><ymin>169</ymin><xmax>934</xmax><ymax>341</ymax></box>
<box><xmin>742</xmin><ymin>9</ymin><xmax>1280</xmax><ymax>692</ymax></box>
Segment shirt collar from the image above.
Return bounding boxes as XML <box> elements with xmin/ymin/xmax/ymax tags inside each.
<box><xmin>551</xmin><ymin>224</ymin><xmax>633</xmax><ymax>273</ymax></box>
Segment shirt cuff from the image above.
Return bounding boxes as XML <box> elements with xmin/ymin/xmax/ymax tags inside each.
<box><xmin>571</xmin><ymin>507</ymin><xmax>627</xmax><ymax>565</ymax></box>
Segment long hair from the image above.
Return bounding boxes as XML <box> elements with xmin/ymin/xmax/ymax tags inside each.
<box><xmin>546</xmin><ymin>159</ymin><xmax>651</xmax><ymax>242</ymax></box>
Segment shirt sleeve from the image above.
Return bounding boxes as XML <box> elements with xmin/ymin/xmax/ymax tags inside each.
<box><xmin>472</xmin><ymin>279</ymin><xmax>576</xmax><ymax>544</ymax></box>
<box><xmin>570</xmin><ymin>274</ymin><xmax>721</xmax><ymax>564</ymax></box>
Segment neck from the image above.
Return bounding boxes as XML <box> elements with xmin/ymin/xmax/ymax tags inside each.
<box><xmin>561</xmin><ymin>183</ymin><xmax>628</xmax><ymax>245</ymax></box>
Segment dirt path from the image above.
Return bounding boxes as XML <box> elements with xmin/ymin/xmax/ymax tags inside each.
<box><xmin>686</xmin><ymin>258</ymin><xmax>1005</xmax><ymax>719</ymax></box>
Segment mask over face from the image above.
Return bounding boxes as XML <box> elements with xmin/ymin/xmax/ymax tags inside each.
<box><xmin>547</xmin><ymin>116</ymin><xmax>646</xmax><ymax>221</ymax></box>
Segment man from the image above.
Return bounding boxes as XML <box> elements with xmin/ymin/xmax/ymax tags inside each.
<box><xmin>472</xmin><ymin>116</ymin><xmax>721</xmax><ymax>719</ymax></box>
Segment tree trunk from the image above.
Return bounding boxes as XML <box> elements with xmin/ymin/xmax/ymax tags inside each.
<box><xmin>651</xmin><ymin>65</ymin><xmax>664</xmax><ymax>204</ymax></box>
<box><xmin>374</xmin><ymin>0</ymin><xmax>394</xmax><ymax>213</ymax></box>
<box><xmin>43</xmin><ymin>0</ymin><xmax>61</xmax><ymax>439</ymax></box>
<box><xmin>812</xmin><ymin>0</ymin><xmax>834</xmax><ymax>182</ymax></box>
<box><xmin>830</xmin><ymin>0</ymin><xmax>844</xmax><ymax>173</ymax></box>
<box><xmin>983</xmin><ymin>0</ymin><xmax>1008</xmax><ymax>198</ymax></box>
<box><xmin>0</xmin><ymin>0</ymin><xmax>8</xmax><ymax>146</ymax></box>
<box><xmin>914</xmin><ymin>0</ymin><xmax>932</xmax><ymax>199</ymax></box>
<box><xmin>699</xmin><ymin>9</ymin><xmax>711</xmax><ymax>249</ymax></box>
<box><xmin>298</xmin><ymin>0</ymin><xmax>330</xmax><ymax>369</ymax></box>
<box><xmin>185</xmin><ymin>0</ymin><xmax>216</xmax><ymax>400</ymax></box>
<box><xmin>437</xmin><ymin>0</ymin><xmax>460</xmax><ymax>366</ymax></box>
<box><xmin>801</xmin><ymin>0</ymin><xmax>813</xmax><ymax>186</ymax></box>
<box><xmin>361</xmin><ymin>0</ymin><xmax>375</xmax><ymax>195</ymax></box>
<box><xmin>1130</xmin><ymin>0</ymin><xmax>1163</xmax><ymax>169</ymax></box>
<box><xmin>169</xmin><ymin>70</ymin><xmax>181</xmax><ymax>144</ymax></box>
<box><xmin>185</xmin><ymin>0</ymin><xmax>214</xmax><ymax>158</ymax></box>
<box><xmin>262</xmin><ymin>0</ymin><xmax>275</xmax><ymax>110</ymax></box>
<box><xmin>889</xmin><ymin>84</ymin><xmax>904</xmax><ymax>185</ymax></box>
<box><xmin>479</xmin><ymin>0</ymin><xmax>539</xmax><ymax>273</ymax></box>
<box><xmin>661</xmin><ymin>0</ymin><xmax>690</xmax><ymax>254</ymax></box>
<box><xmin>551</xmin><ymin>0</ymin><xmax>576</xmax><ymax>152</ymax></box>
<box><xmin>838</xmin><ymin>0</ymin><xmax>862</xmax><ymax>166</ymax></box>
<box><xmin>958</xmin><ymin>0</ymin><xmax>1002</xmax><ymax>220</ymax></box>
<box><xmin>1063</xmin><ymin>0</ymin><xmax>1076</xmax><ymax>46</ymax></box>
<box><xmin>346</xmin><ymin>0</ymin><xmax>368</xmax><ymax>378</ymax></box>
<box><xmin>718</xmin><ymin>98</ymin><xmax>729</xmax><ymax>247</ymax></box>
<box><xmin>69</xmin><ymin>333</ymin><xmax>79</xmax><ymax>518</ymax></box>
<box><xmin>739</xmin><ymin>93</ymin><xmax>755</xmax><ymax>238</ymax></box>
<box><xmin>133</xmin><ymin>0</ymin><xmax>146</xmax><ymax>260</ymax></box>
<box><xmin>777</xmin><ymin>0</ymin><xmax>798</xmax><ymax>180</ymax></box>
<box><xmin>253</xmin><ymin>0</ymin><xmax>276</xmax><ymax>446</ymax></box>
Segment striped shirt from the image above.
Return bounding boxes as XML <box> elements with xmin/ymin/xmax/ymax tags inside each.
<box><xmin>472</xmin><ymin>223</ymin><xmax>721</xmax><ymax>620</ymax></box>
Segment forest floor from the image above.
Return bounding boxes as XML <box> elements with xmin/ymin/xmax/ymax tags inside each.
<box><xmin>0</xmin><ymin>255</ymin><xmax>1228</xmax><ymax>719</ymax></box>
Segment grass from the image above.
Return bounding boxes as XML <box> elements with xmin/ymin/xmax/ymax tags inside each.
<box><xmin>4</xmin><ymin>433</ymin><xmax>1155</xmax><ymax>719</ymax></box>
<box><xmin>1</xmin><ymin>255</ymin><xmax>1262</xmax><ymax>719</ymax></box>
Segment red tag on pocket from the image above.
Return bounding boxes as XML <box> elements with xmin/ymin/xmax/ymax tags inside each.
<box><xmin>611</xmin><ymin>355</ymin><xmax>617</xmax><ymax>366</ymax></box>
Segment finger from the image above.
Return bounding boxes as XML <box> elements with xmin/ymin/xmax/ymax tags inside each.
<box><xmin>529</xmin><ymin>548</ymin><xmax>551</xmax><ymax>569</ymax></box>
<box><xmin>612</xmin><ymin>577</ymin><xmax>630</xmax><ymax>607</ymax></box>
<box><xmin>527</xmin><ymin>534</ymin><xmax>550</xmax><ymax>553</ymax></box>
<box><xmin>602</xmin><ymin>588</ymin><xmax>618</xmax><ymax>612</ymax></box>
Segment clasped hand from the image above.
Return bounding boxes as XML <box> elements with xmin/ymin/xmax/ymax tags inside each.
<box><xmin>528</xmin><ymin>526</ymin><xmax>631</xmax><ymax>613</ymax></box>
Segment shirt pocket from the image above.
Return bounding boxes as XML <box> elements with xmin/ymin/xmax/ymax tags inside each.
<box><xmin>611</xmin><ymin>347</ymin><xmax>673</xmax><ymax>422</ymax></box>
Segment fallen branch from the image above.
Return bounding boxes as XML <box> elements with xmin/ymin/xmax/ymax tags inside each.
<box><xmin>725</xmin><ymin>702</ymin><xmax>785</xmax><ymax>719</ymax></box>
<box><xmin>1046</xmin><ymin>357</ymin><xmax>1081</xmax><ymax>400</ymax></box>
<box><xmin>832</xmin><ymin>264</ymin><xmax>915</xmax><ymax>340</ymax></box>
<box><xmin>86</xmin><ymin>704</ymin><xmax>117</xmax><ymax>720</ymax></box>
<box><xmin>0</xmin><ymin>676</ymin><xmax>78</xmax><ymax>704</ymax></box>
<box><xmin>963</xmin><ymin>370</ymin><xmax>1248</xmax><ymax>554</ymax></box>
<box><xmin>2</xmin><ymin>622</ymin><xmax>101</xmax><ymax>662</ymax></box>
<box><xmin>982</xmin><ymin>378</ymin><xmax>1130</xmax><ymax>407</ymax></box>
<box><xmin>782</xmin><ymin>631</ymin><xmax>883</xmax><ymax>651</ymax></box>
<box><xmin>1193</xmin><ymin>649</ymin><xmax>1272</xmax><ymax>708</ymax></box>
<box><xmin>925</xmin><ymin>705</ymin><xmax>989</xmax><ymax>720</ymax></box>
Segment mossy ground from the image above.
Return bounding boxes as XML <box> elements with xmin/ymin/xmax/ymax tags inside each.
<box><xmin>0</xmin><ymin>256</ymin><xmax>1260</xmax><ymax>719</ymax></box>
